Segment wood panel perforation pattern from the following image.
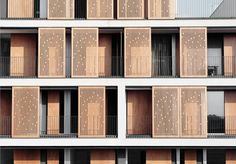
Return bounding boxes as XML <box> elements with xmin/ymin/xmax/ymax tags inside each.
<box><xmin>153</xmin><ymin>87</ymin><xmax>179</xmax><ymax>137</ymax></box>
<box><xmin>125</xmin><ymin>28</ymin><xmax>151</xmax><ymax>77</ymax></box>
<box><xmin>180</xmin><ymin>87</ymin><xmax>207</xmax><ymax>137</ymax></box>
<box><xmin>48</xmin><ymin>0</ymin><xmax>74</xmax><ymax>19</ymax></box>
<box><xmin>78</xmin><ymin>87</ymin><xmax>105</xmax><ymax>137</ymax></box>
<box><xmin>87</xmin><ymin>0</ymin><xmax>113</xmax><ymax>19</ymax></box>
<box><xmin>72</xmin><ymin>28</ymin><xmax>98</xmax><ymax>77</ymax></box>
<box><xmin>12</xmin><ymin>87</ymin><xmax>39</xmax><ymax>138</ymax></box>
<box><xmin>118</xmin><ymin>0</ymin><xmax>144</xmax><ymax>19</ymax></box>
<box><xmin>39</xmin><ymin>28</ymin><xmax>65</xmax><ymax>77</ymax></box>
<box><xmin>148</xmin><ymin>0</ymin><xmax>175</xmax><ymax>19</ymax></box>
<box><xmin>180</xmin><ymin>28</ymin><xmax>207</xmax><ymax>77</ymax></box>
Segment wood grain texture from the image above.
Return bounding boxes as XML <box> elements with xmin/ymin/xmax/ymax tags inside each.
<box><xmin>10</xmin><ymin>34</ymin><xmax>36</xmax><ymax>77</ymax></box>
<box><xmin>90</xmin><ymin>150</ymin><xmax>115</xmax><ymax>164</ymax></box>
<box><xmin>87</xmin><ymin>0</ymin><xmax>113</xmax><ymax>19</ymax></box>
<box><xmin>48</xmin><ymin>0</ymin><xmax>74</xmax><ymax>19</ymax></box>
<box><xmin>78</xmin><ymin>87</ymin><xmax>106</xmax><ymax>137</ymax></box>
<box><xmin>99</xmin><ymin>35</ymin><xmax>112</xmax><ymax>77</ymax></box>
<box><xmin>224</xmin><ymin>35</ymin><xmax>236</xmax><ymax>76</ymax></box>
<box><xmin>146</xmin><ymin>149</ymin><xmax>172</xmax><ymax>164</ymax></box>
<box><xmin>180</xmin><ymin>28</ymin><xmax>207</xmax><ymax>77</ymax></box>
<box><xmin>47</xmin><ymin>150</ymin><xmax>59</xmax><ymax>164</ymax></box>
<box><xmin>225</xmin><ymin>91</ymin><xmax>236</xmax><ymax>135</ymax></box>
<box><xmin>12</xmin><ymin>87</ymin><xmax>39</xmax><ymax>138</ymax></box>
<box><xmin>148</xmin><ymin>0</ymin><xmax>175</xmax><ymax>19</ymax></box>
<box><xmin>14</xmin><ymin>149</ymin><xmax>40</xmax><ymax>164</ymax></box>
<box><xmin>0</xmin><ymin>91</ymin><xmax>11</xmax><ymax>135</ymax></box>
<box><xmin>125</xmin><ymin>28</ymin><xmax>151</xmax><ymax>77</ymax></box>
<box><xmin>226</xmin><ymin>150</ymin><xmax>236</xmax><ymax>164</ymax></box>
<box><xmin>47</xmin><ymin>91</ymin><xmax>60</xmax><ymax>135</ymax></box>
<box><xmin>8</xmin><ymin>0</ymin><xmax>34</xmax><ymax>18</ymax></box>
<box><xmin>127</xmin><ymin>90</ymin><xmax>152</xmax><ymax>135</ymax></box>
<box><xmin>118</xmin><ymin>0</ymin><xmax>144</xmax><ymax>19</ymax></box>
<box><xmin>185</xmin><ymin>150</ymin><xmax>197</xmax><ymax>164</ymax></box>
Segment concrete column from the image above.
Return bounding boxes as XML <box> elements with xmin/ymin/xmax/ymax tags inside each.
<box><xmin>64</xmin><ymin>91</ymin><xmax>71</xmax><ymax>134</ymax></box>
<box><xmin>176</xmin><ymin>149</ymin><xmax>180</xmax><ymax>164</ymax></box>
<box><xmin>203</xmin><ymin>149</ymin><xmax>207</xmax><ymax>164</ymax></box>
<box><xmin>172</xmin><ymin>35</ymin><xmax>176</xmax><ymax>76</ymax></box>
<box><xmin>118</xmin><ymin>85</ymin><xmax>126</xmax><ymax>140</ymax></box>
<box><xmin>40</xmin><ymin>0</ymin><xmax>47</xmax><ymax>18</ymax></box>
<box><xmin>117</xmin><ymin>149</ymin><xmax>126</xmax><ymax>164</ymax></box>
<box><xmin>64</xmin><ymin>149</ymin><xmax>71</xmax><ymax>164</ymax></box>
<box><xmin>0</xmin><ymin>0</ymin><xmax>7</xmax><ymax>18</ymax></box>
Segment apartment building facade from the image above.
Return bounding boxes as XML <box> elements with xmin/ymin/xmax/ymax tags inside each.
<box><xmin>0</xmin><ymin>0</ymin><xmax>236</xmax><ymax>163</ymax></box>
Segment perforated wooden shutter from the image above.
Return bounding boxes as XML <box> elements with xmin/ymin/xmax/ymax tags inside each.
<box><xmin>48</xmin><ymin>0</ymin><xmax>74</xmax><ymax>19</ymax></box>
<box><xmin>125</xmin><ymin>28</ymin><xmax>151</xmax><ymax>77</ymax></box>
<box><xmin>185</xmin><ymin>150</ymin><xmax>197</xmax><ymax>164</ymax></box>
<box><xmin>0</xmin><ymin>91</ymin><xmax>11</xmax><ymax>136</ymax></box>
<box><xmin>118</xmin><ymin>0</ymin><xmax>144</xmax><ymax>19</ymax></box>
<box><xmin>72</xmin><ymin>28</ymin><xmax>98</xmax><ymax>77</ymax></box>
<box><xmin>99</xmin><ymin>35</ymin><xmax>112</xmax><ymax>77</ymax></box>
<box><xmin>91</xmin><ymin>150</ymin><xmax>115</xmax><ymax>164</ymax></box>
<box><xmin>225</xmin><ymin>91</ymin><xmax>236</xmax><ymax>135</ymax></box>
<box><xmin>10</xmin><ymin>34</ymin><xmax>36</xmax><ymax>77</ymax></box>
<box><xmin>226</xmin><ymin>150</ymin><xmax>236</xmax><ymax>164</ymax></box>
<box><xmin>152</xmin><ymin>87</ymin><xmax>179</xmax><ymax>137</ymax></box>
<box><xmin>47</xmin><ymin>91</ymin><xmax>60</xmax><ymax>135</ymax></box>
<box><xmin>146</xmin><ymin>149</ymin><xmax>172</xmax><ymax>164</ymax></box>
<box><xmin>14</xmin><ymin>150</ymin><xmax>40</xmax><ymax>164</ymax></box>
<box><xmin>78</xmin><ymin>87</ymin><xmax>105</xmax><ymax>137</ymax></box>
<box><xmin>224</xmin><ymin>35</ymin><xmax>236</xmax><ymax>76</ymax></box>
<box><xmin>180</xmin><ymin>87</ymin><xmax>207</xmax><ymax>137</ymax></box>
<box><xmin>180</xmin><ymin>28</ymin><xmax>207</xmax><ymax>77</ymax></box>
<box><xmin>127</xmin><ymin>91</ymin><xmax>152</xmax><ymax>135</ymax></box>
<box><xmin>12</xmin><ymin>87</ymin><xmax>39</xmax><ymax>138</ymax></box>
<box><xmin>87</xmin><ymin>0</ymin><xmax>113</xmax><ymax>19</ymax></box>
<box><xmin>148</xmin><ymin>0</ymin><xmax>175</xmax><ymax>19</ymax></box>
<box><xmin>8</xmin><ymin>0</ymin><xmax>34</xmax><ymax>18</ymax></box>
<box><xmin>39</xmin><ymin>28</ymin><xmax>65</xmax><ymax>77</ymax></box>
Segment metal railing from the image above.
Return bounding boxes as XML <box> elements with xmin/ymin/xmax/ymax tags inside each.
<box><xmin>127</xmin><ymin>116</ymin><xmax>152</xmax><ymax>138</ymax></box>
<box><xmin>0</xmin><ymin>56</ymin><xmax>37</xmax><ymax>78</ymax></box>
<box><xmin>208</xmin><ymin>115</ymin><xmax>236</xmax><ymax>138</ymax></box>
<box><xmin>208</xmin><ymin>56</ymin><xmax>236</xmax><ymax>77</ymax></box>
<box><xmin>0</xmin><ymin>116</ymin><xmax>11</xmax><ymax>138</ymax></box>
<box><xmin>152</xmin><ymin>56</ymin><xmax>176</xmax><ymax>78</ymax></box>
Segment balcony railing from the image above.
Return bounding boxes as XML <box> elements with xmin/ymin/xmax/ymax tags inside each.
<box><xmin>152</xmin><ymin>56</ymin><xmax>176</xmax><ymax>78</ymax></box>
<box><xmin>0</xmin><ymin>116</ymin><xmax>11</xmax><ymax>138</ymax></box>
<box><xmin>208</xmin><ymin>115</ymin><xmax>236</xmax><ymax>138</ymax></box>
<box><xmin>127</xmin><ymin>116</ymin><xmax>152</xmax><ymax>138</ymax></box>
<box><xmin>208</xmin><ymin>56</ymin><xmax>236</xmax><ymax>77</ymax></box>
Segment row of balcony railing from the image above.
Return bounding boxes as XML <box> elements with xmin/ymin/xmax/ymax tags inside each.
<box><xmin>1</xmin><ymin>115</ymin><xmax>236</xmax><ymax>138</ymax></box>
<box><xmin>1</xmin><ymin>55</ymin><xmax>236</xmax><ymax>78</ymax></box>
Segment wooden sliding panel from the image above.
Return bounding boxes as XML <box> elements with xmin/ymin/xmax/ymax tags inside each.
<box><xmin>226</xmin><ymin>150</ymin><xmax>236</xmax><ymax>164</ymax></box>
<box><xmin>99</xmin><ymin>35</ymin><xmax>112</xmax><ymax>77</ymax></box>
<box><xmin>180</xmin><ymin>28</ymin><xmax>207</xmax><ymax>77</ymax></box>
<box><xmin>72</xmin><ymin>28</ymin><xmax>98</xmax><ymax>77</ymax></box>
<box><xmin>224</xmin><ymin>35</ymin><xmax>236</xmax><ymax>76</ymax></box>
<box><xmin>0</xmin><ymin>91</ymin><xmax>11</xmax><ymax>135</ymax></box>
<box><xmin>225</xmin><ymin>91</ymin><xmax>236</xmax><ymax>135</ymax></box>
<box><xmin>14</xmin><ymin>150</ymin><xmax>40</xmax><ymax>164</ymax></box>
<box><xmin>12</xmin><ymin>87</ymin><xmax>39</xmax><ymax>138</ymax></box>
<box><xmin>118</xmin><ymin>0</ymin><xmax>144</xmax><ymax>19</ymax></box>
<box><xmin>48</xmin><ymin>0</ymin><xmax>74</xmax><ymax>19</ymax></box>
<box><xmin>87</xmin><ymin>0</ymin><xmax>113</xmax><ymax>19</ymax></box>
<box><xmin>152</xmin><ymin>87</ymin><xmax>179</xmax><ymax>137</ymax></box>
<box><xmin>91</xmin><ymin>150</ymin><xmax>115</xmax><ymax>164</ymax></box>
<box><xmin>125</xmin><ymin>28</ymin><xmax>151</xmax><ymax>77</ymax></box>
<box><xmin>8</xmin><ymin>0</ymin><xmax>34</xmax><ymax>18</ymax></box>
<box><xmin>10</xmin><ymin>34</ymin><xmax>36</xmax><ymax>77</ymax></box>
<box><xmin>148</xmin><ymin>0</ymin><xmax>175</xmax><ymax>19</ymax></box>
<box><xmin>185</xmin><ymin>150</ymin><xmax>197</xmax><ymax>164</ymax></box>
<box><xmin>78</xmin><ymin>87</ymin><xmax>105</xmax><ymax>137</ymax></box>
<box><xmin>180</xmin><ymin>87</ymin><xmax>207</xmax><ymax>137</ymax></box>
<box><xmin>47</xmin><ymin>91</ymin><xmax>60</xmax><ymax>135</ymax></box>
<box><xmin>146</xmin><ymin>150</ymin><xmax>172</xmax><ymax>164</ymax></box>
<box><xmin>39</xmin><ymin>28</ymin><xmax>65</xmax><ymax>77</ymax></box>
<box><xmin>127</xmin><ymin>91</ymin><xmax>152</xmax><ymax>135</ymax></box>
<box><xmin>47</xmin><ymin>150</ymin><xmax>59</xmax><ymax>164</ymax></box>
